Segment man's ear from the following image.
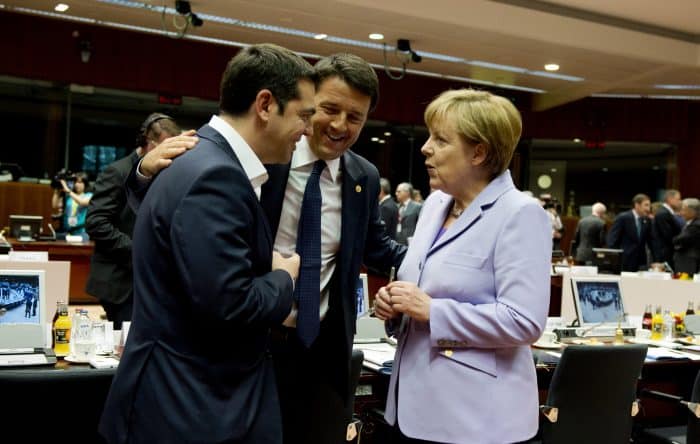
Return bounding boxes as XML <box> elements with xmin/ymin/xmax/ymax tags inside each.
<box><xmin>255</xmin><ymin>89</ymin><xmax>275</xmax><ymax>122</ymax></box>
<box><xmin>472</xmin><ymin>142</ymin><xmax>487</xmax><ymax>166</ymax></box>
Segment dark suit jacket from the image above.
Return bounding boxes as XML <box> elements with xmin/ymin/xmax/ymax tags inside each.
<box><xmin>396</xmin><ymin>200</ymin><xmax>422</xmax><ymax>245</ymax></box>
<box><xmin>379</xmin><ymin>196</ymin><xmax>398</xmax><ymax>240</ymax></box>
<box><xmin>572</xmin><ymin>215</ymin><xmax>606</xmax><ymax>264</ymax></box>
<box><xmin>85</xmin><ymin>151</ymin><xmax>138</xmax><ymax>304</ymax></box>
<box><xmin>99</xmin><ymin>124</ymin><xmax>294</xmax><ymax>444</ymax></box>
<box><xmin>262</xmin><ymin>150</ymin><xmax>405</xmax><ymax>397</ymax></box>
<box><xmin>607</xmin><ymin>210</ymin><xmax>652</xmax><ymax>271</ymax></box>
<box><xmin>652</xmin><ymin>205</ymin><xmax>682</xmax><ymax>266</ymax></box>
<box><xmin>673</xmin><ymin>218</ymin><xmax>700</xmax><ymax>275</ymax></box>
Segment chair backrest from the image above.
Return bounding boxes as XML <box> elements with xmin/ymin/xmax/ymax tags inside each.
<box><xmin>687</xmin><ymin>369</ymin><xmax>700</xmax><ymax>443</ymax></box>
<box><xmin>0</xmin><ymin>367</ymin><xmax>115</xmax><ymax>443</ymax></box>
<box><xmin>541</xmin><ymin>344</ymin><xmax>647</xmax><ymax>444</ymax></box>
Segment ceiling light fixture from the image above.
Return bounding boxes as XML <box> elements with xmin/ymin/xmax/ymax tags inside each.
<box><xmin>54</xmin><ymin>3</ymin><xmax>69</xmax><ymax>12</ymax></box>
<box><xmin>314</xmin><ymin>33</ymin><xmax>327</xmax><ymax>40</ymax></box>
<box><xmin>383</xmin><ymin>38</ymin><xmax>421</xmax><ymax>80</ymax></box>
<box><xmin>369</xmin><ymin>33</ymin><xmax>384</xmax><ymax>40</ymax></box>
<box><xmin>544</xmin><ymin>63</ymin><xmax>559</xmax><ymax>72</ymax></box>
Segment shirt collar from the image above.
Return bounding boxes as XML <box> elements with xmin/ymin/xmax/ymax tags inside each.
<box><xmin>208</xmin><ymin>115</ymin><xmax>268</xmax><ymax>196</ymax></box>
<box><xmin>291</xmin><ymin>136</ymin><xmax>341</xmax><ymax>183</ymax></box>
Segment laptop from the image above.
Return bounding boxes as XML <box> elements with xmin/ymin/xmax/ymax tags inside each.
<box><xmin>570</xmin><ymin>275</ymin><xmax>629</xmax><ymax>336</ymax></box>
<box><xmin>0</xmin><ymin>269</ymin><xmax>56</xmax><ymax>366</ymax></box>
<box><xmin>354</xmin><ymin>273</ymin><xmax>386</xmax><ymax>343</ymax></box>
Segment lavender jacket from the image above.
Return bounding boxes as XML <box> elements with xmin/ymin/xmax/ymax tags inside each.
<box><xmin>384</xmin><ymin>171</ymin><xmax>551</xmax><ymax>444</ymax></box>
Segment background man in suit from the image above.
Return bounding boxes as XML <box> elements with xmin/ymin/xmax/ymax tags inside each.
<box><xmin>99</xmin><ymin>44</ymin><xmax>313</xmax><ymax>444</ymax></box>
<box><xmin>652</xmin><ymin>189</ymin><xmax>683</xmax><ymax>269</ymax></box>
<box><xmin>607</xmin><ymin>193</ymin><xmax>653</xmax><ymax>271</ymax></box>
<box><xmin>572</xmin><ymin>201</ymin><xmax>607</xmax><ymax>264</ymax></box>
<box><xmin>85</xmin><ymin>113</ymin><xmax>188</xmax><ymax>329</ymax></box>
<box><xmin>395</xmin><ymin>181</ymin><xmax>422</xmax><ymax>245</ymax></box>
<box><xmin>378</xmin><ymin>177</ymin><xmax>398</xmax><ymax>240</ymax></box>
<box><xmin>133</xmin><ymin>53</ymin><xmax>406</xmax><ymax>444</ymax></box>
<box><xmin>673</xmin><ymin>197</ymin><xmax>700</xmax><ymax>275</ymax></box>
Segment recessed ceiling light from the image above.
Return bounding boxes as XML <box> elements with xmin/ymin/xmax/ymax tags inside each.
<box><xmin>602</xmin><ymin>167</ymin><xmax>609</xmax><ymax>172</ymax></box>
<box><xmin>378</xmin><ymin>139</ymin><xmax>386</xmax><ymax>144</ymax></box>
<box><xmin>550</xmin><ymin>168</ymin><xmax>557</xmax><ymax>173</ymax></box>
<box><xmin>371</xmin><ymin>137</ymin><xmax>379</xmax><ymax>142</ymax></box>
<box><xmin>652</xmin><ymin>165</ymin><xmax>660</xmax><ymax>170</ymax></box>
<box><xmin>384</xmin><ymin>131</ymin><xmax>391</xmax><ymax>136</ymax></box>
<box><xmin>544</xmin><ymin>63</ymin><xmax>560</xmax><ymax>72</ymax></box>
<box><xmin>573</xmin><ymin>138</ymin><xmax>582</xmax><ymax>143</ymax></box>
<box><xmin>369</xmin><ymin>33</ymin><xmax>384</xmax><ymax>40</ymax></box>
<box><xmin>54</xmin><ymin>3</ymin><xmax>69</xmax><ymax>12</ymax></box>
<box><xmin>313</xmin><ymin>33</ymin><xmax>327</xmax><ymax>40</ymax></box>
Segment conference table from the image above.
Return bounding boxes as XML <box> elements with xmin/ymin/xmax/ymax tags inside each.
<box><xmin>353</xmin><ymin>344</ymin><xmax>700</xmax><ymax>443</ymax></box>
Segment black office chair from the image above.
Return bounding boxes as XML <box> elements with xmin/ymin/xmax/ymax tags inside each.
<box><xmin>0</xmin><ymin>367</ymin><xmax>115</xmax><ymax>443</ymax></box>
<box><xmin>637</xmin><ymin>369</ymin><xmax>700</xmax><ymax>444</ymax></box>
<box><xmin>539</xmin><ymin>344</ymin><xmax>647</xmax><ymax>444</ymax></box>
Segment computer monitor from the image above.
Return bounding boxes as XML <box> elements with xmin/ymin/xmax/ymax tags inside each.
<box><xmin>0</xmin><ymin>269</ymin><xmax>46</xmax><ymax>348</ymax></box>
<box><xmin>591</xmin><ymin>248</ymin><xmax>623</xmax><ymax>275</ymax></box>
<box><xmin>9</xmin><ymin>215</ymin><xmax>43</xmax><ymax>241</ymax></box>
<box><xmin>355</xmin><ymin>273</ymin><xmax>370</xmax><ymax>318</ymax></box>
<box><xmin>570</xmin><ymin>275</ymin><xmax>626</xmax><ymax>326</ymax></box>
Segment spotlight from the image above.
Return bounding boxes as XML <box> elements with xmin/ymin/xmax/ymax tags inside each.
<box><xmin>190</xmin><ymin>13</ymin><xmax>203</xmax><ymax>27</ymax></box>
<box><xmin>175</xmin><ymin>0</ymin><xmax>191</xmax><ymax>15</ymax></box>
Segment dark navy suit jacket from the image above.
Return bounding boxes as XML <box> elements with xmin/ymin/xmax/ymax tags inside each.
<box><xmin>99</xmin><ymin>124</ymin><xmax>294</xmax><ymax>444</ymax></box>
<box><xmin>607</xmin><ymin>210</ymin><xmax>652</xmax><ymax>271</ymax></box>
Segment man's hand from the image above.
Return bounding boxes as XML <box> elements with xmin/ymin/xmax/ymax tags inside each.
<box><xmin>140</xmin><ymin>130</ymin><xmax>198</xmax><ymax>178</ymax></box>
<box><xmin>273</xmin><ymin>251</ymin><xmax>300</xmax><ymax>283</ymax></box>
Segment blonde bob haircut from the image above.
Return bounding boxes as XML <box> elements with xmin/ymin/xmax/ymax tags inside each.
<box><xmin>424</xmin><ymin>89</ymin><xmax>522</xmax><ymax>178</ymax></box>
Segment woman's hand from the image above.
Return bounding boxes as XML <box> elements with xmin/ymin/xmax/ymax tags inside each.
<box><xmin>373</xmin><ymin>285</ymin><xmax>399</xmax><ymax>321</ymax></box>
<box><xmin>387</xmin><ymin>281</ymin><xmax>431</xmax><ymax>322</ymax></box>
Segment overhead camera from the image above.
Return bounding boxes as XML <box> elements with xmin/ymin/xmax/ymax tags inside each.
<box><xmin>174</xmin><ymin>0</ymin><xmax>203</xmax><ymax>28</ymax></box>
<box><xmin>397</xmin><ymin>39</ymin><xmax>422</xmax><ymax>63</ymax></box>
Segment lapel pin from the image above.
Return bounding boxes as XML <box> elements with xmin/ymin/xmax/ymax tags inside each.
<box><xmin>355</xmin><ymin>185</ymin><xmax>362</xmax><ymax>193</ymax></box>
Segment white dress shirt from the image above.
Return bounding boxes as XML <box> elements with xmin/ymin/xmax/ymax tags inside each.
<box><xmin>274</xmin><ymin>136</ymin><xmax>342</xmax><ymax>327</ymax></box>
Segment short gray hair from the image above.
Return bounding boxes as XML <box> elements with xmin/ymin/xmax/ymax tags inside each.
<box><xmin>682</xmin><ymin>198</ymin><xmax>700</xmax><ymax>215</ymax></box>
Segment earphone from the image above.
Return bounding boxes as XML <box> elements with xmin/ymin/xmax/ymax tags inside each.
<box><xmin>136</xmin><ymin>113</ymin><xmax>173</xmax><ymax>147</ymax></box>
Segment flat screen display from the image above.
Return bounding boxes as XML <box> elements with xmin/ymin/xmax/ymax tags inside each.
<box><xmin>571</xmin><ymin>276</ymin><xmax>625</xmax><ymax>325</ymax></box>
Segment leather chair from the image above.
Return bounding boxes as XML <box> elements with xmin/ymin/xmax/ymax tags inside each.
<box><xmin>0</xmin><ymin>367</ymin><xmax>115</xmax><ymax>443</ymax></box>
<box><xmin>637</xmin><ymin>369</ymin><xmax>700</xmax><ymax>444</ymax></box>
<box><xmin>539</xmin><ymin>344</ymin><xmax>647</xmax><ymax>444</ymax></box>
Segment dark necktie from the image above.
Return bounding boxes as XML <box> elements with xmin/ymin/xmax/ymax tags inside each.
<box><xmin>635</xmin><ymin>217</ymin><xmax>641</xmax><ymax>237</ymax></box>
<box><xmin>294</xmin><ymin>159</ymin><xmax>326</xmax><ymax>347</ymax></box>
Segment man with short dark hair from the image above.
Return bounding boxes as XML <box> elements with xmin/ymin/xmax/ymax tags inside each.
<box><xmin>99</xmin><ymin>43</ymin><xmax>315</xmax><ymax>444</ymax></box>
<box><xmin>607</xmin><ymin>193</ymin><xmax>653</xmax><ymax>271</ymax></box>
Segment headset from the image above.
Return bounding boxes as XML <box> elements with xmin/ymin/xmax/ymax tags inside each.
<box><xmin>136</xmin><ymin>113</ymin><xmax>174</xmax><ymax>148</ymax></box>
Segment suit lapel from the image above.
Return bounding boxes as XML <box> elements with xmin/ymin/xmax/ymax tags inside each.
<box><xmin>261</xmin><ymin>163</ymin><xmax>291</xmax><ymax>237</ymax></box>
<box><xmin>340</xmin><ymin>153</ymin><xmax>367</xmax><ymax>271</ymax></box>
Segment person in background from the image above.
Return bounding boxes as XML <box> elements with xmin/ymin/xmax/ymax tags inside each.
<box><xmin>99</xmin><ymin>43</ymin><xmax>312</xmax><ymax>444</ymax></box>
<box><xmin>85</xmin><ymin>113</ymin><xmax>194</xmax><ymax>329</ymax></box>
<box><xmin>572</xmin><ymin>202</ymin><xmax>607</xmax><ymax>264</ymax></box>
<box><xmin>379</xmin><ymin>177</ymin><xmax>399</xmax><ymax>240</ymax></box>
<box><xmin>51</xmin><ymin>172</ymin><xmax>92</xmax><ymax>236</ymax></box>
<box><xmin>374</xmin><ymin>89</ymin><xmax>551</xmax><ymax>443</ymax></box>
<box><xmin>411</xmin><ymin>188</ymin><xmax>424</xmax><ymax>204</ymax></box>
<box><xmin>652</xmin><ymin>189</ymin><xmax>683</xmax><ymax>269</ymax></box>
<box><xmin>607</xmin><ymin>193</ymin><xmax>653</xmax><ymax>271</ymax></box>
<box><xmin>127</xmin><ymin>52</ymin><xmax>406</xmax><ymax>444</ymax></box>
<box><xmin>395</xmin><ymin>181</ymin><xmax>421</xmax><ymax>245</ymax></box>
<box><xmin>673</xmin><ymin>197</ymin><xmax>700</xmax><ymax>276</ymax></box>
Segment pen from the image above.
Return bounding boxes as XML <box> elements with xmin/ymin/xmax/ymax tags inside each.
<box><xmin>388</xmin><ymin>266</ymin><xmax>396</xmax><ymax>283</ymax></box>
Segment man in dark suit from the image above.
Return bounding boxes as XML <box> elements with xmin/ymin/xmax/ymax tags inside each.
<box><xmin>607</xmin><ymin>193</ymin><xmax>653</xmax><ymax>271</ymax></box>
<box><xmin>673</xmin><ymin>198</ymin><xmax>700</xmax><ymax>275</ymax></box>
<box><xmin>85</xmin><ymin>113</ymin><xmax>185</xmax><ymax>329</ymax></box>
<box><xmin>572</xmin><ymin>201</ymin><xmax>607</xmax><ymax>264</ymax></box>
<box><xmin>98</xmin><ymin>44</ymin><xmax>314</xmax><ymax>444</ymax></box>
<box><xmin>378</xmin><ymin>177</ymin><xmax>398</xmax><ymax>240</ymax></box>
<box><xmin>395</xmin><ymin>181</ymin><xmax>422</xmax><ymax>245</ymax></box>
<box><xmin>652</xmin><ymin>189</ymin><xmax>683</xmax><ymax>268</ymax></box>
<box><xmin>131</xmin><ymin>53</ymin><xmax>406</xmax><ymax>444</ymax></box>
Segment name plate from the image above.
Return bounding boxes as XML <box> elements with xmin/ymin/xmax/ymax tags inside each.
<box><xmin>8</xmin><ymin>251</ymin><xmax>49</xmax><ymax>262</ymax></box>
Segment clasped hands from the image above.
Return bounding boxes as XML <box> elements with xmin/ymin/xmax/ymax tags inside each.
<box><xmin>373</xmin><ymin>281</ymin><xmax>431</xmax><ymax>323</ymax></box>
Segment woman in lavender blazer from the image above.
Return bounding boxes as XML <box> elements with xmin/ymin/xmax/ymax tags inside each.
<box><xmin>375</xmin><ymin>89</ymin><xmax>551</xmax><ymax>444</ymax></box>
